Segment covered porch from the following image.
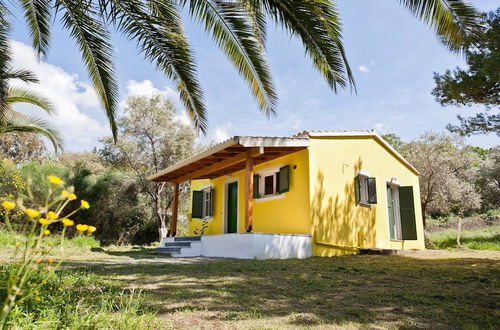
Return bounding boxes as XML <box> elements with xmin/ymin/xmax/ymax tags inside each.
<box><xmin>149</xmin><ymin>136</ymin><xmax>309</xmax><ymax>237</ymax></box>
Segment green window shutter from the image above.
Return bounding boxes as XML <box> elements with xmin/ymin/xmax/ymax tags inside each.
<box><xmin>253</xmin><ymin>175</ymin><xmax>260</xmax><ymax>198</ymax></box>
<box><xmin>192</xmin><ymin>190</ymin><xmax>203</xmax><ymax>218</ymax></box>
<box><xmin>208</xmin><ymin>188</ymin><xmax>214</xmax><ymax>216</ymax></box>
<box><xmin>367</xmin><ymin>177</ymin><xmax>377</xmax><ymax>204</ymax></box>
<box><xmin>278</xmin><ymin>165</ymin><xmax>290</xmax><ymax>193</ymax></box>
<box><xmin>399</xmin><ymin>186</ymin><xmax>417</xmax><ymax>240</ymax></box>
<box><xmin>354</xmin><ymin>176</ymin><xmax>361</xmax><ymax>204</ymax></box>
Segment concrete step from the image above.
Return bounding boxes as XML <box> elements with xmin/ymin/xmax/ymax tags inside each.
<box><xmin>164</xmin><ymin>242</ymin><xmax>191</xmax><ymax>247</ymax></box>
<box><xmin>156</xmin><ymin>247</ymin><xmax>182</xmax><ymax>254</ymax></box>
<box><xmin>174</xmin><ymin>236</ymin><xmax>201</xmax><ymax>242</ymax></box>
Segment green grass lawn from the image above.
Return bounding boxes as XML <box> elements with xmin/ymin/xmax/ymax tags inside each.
<box><xmin>429</xmin><ymin>225</ymin><xmax>500</xmax><ymax>250</ymax></box>
<box><xmin>1</xmin><ymin>247</ymin><xmax>499</xmax><ymax>329</ymax></box>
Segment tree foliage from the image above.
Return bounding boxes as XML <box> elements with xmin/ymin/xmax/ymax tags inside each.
<box><xmin>0</xmin><ymin>132</ymin><xmax>46</xmax><ymax>163</ymax></box>
<box><xmin>100</xmin><ymin>94</ymin><xmax>197</xmax><ymax>240</ymax></box>
<box><xmin>432</xmin><ymin>8</ymin><xmax>500</xmax><ymax>136</ymax></box>
<box><xmin>476</xmin><ymin>147</ymin><xmax>500</xmax><ymax>209</ymax></box>
<box><xmin>402</xmin><ymin>133</ymin><xmax>481</xmax><ymax>225</ymax></box>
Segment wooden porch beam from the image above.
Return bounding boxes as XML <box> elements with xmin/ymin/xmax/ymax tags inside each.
<box><xmin>172</xmin><ymin>147</ymin><xmax>262</xmax><ymax>183</ymax></box>
<box><xmin>245</xmin><ymin>151</ymin><xmax>254</xmax><ymax>232</ymax></box>
<box><xmin>170</xmin><ymin>182</ymin><xmax>179</xmax><ymax>236</ymax></box>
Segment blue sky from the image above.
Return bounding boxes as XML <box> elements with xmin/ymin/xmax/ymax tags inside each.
<box><xmin>7</xmin><ymin>0</ymin><xmax>499</xmax><ymax>151</ymax></box>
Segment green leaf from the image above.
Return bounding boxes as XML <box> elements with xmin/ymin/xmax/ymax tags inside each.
<box><xmin>397</xmin><ymin>0</ymin><xmax>483</xmax><ymax>52</ymax></box>
<box><xmin>57</xmin><ymin>0</ymin><xmax>119</xmax><ymax>139</ymax></box>
<box><xmin>19</xmin><ymin>0</ymin><xmax>52</xmax><ymax>57</ymax></box>
<box><xmin>186</xmin><ymin>0</ymin><xmax>277</xmax><ymax>116</ymax></box>
<box><xmin>5</xmin><ymin>87</ymin><xmax>56</xmax><ymax>115</ymax></box>
<box><xmin>1</xmin><ymin>111</ymin><xmax>63</xmax><ymax>151</ymax></box>
<box><xmin>109</xmin><ymin>0</ymin><xmax>208</xmax><ymax>133</ymax></box>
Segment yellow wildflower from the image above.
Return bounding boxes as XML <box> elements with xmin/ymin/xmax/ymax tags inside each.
<box><xmin>15</xmin><ymin>242</ymin><xmax>21</xmax><ymax>247</ymax></box>
<box><xmin>35</xmin><ymin>258</ymin><xmax>42</xmax><ymax>264</ymax></box>
<box><xmin>47</xmin><ymin>258</ymin><xmax>54</xmax><ymax>264</ymax></box>
<box><xmin>47</xmin><ymin>211</ymin><xmax>59</xmax><ymax>220</ymax></box>
<box><xmin>80</xmin><ymin>200</ymin><xmax>90</xmax><ymax>209</ymax></box>
<box><xmin>25</xmin><ymin>209</ymin><xmax>40</xmax><ymax>218</ymax></box>
<box><xmin>34</xmin><ymin>296</ymin><xmax>42</xmax><ymax>302</ymax></box>
<box><xmin>2</xmin><ymin>201</ymin><xmax>15</xmax><ymax>210</ymax></box>
<box><xmin>87</xmin><ymin>226</ymin><xmax>97</xmax><ymax>234</ymax></box>
<box><xmin>68</xmin><ymin>193</ymin><xmax>77</xmax><ymax>200</ymax></box>
<box><xmin>39</xmin><ymin>218</ymin><xmax>52</xmax><ymax>226</ymax></box>
<box><xmin>62</xmin><ymin>218</ymin><xmax>74</xmax><ymax>227</ymax></box>
<box><xmin>61</xmin><ymin>190</ymin><xmax>69</xmax><ymax>198</ymax></box>
<box><xmin>47</xmin><ymin>176</ymin><xmax>63</xmax><ymax>185</ymax></box>
<box><xmin>76</xmin><ymin>224</ymin><xmax>89</xmax><ymax>233</ymax></box>
<box><xmin>43</xmin><ymin>229</ymin><xmax>50</xmax><ymax>236</ymax></box>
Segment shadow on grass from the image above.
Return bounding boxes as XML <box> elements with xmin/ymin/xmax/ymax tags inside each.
<box><xmin>78</xmin><ymin>255</ymin><xmax>499</xmax><ymax>328</ymax></box>
<box><xmin>91</xmin><ymin>246</ymin><xmax>167</xmax><ymax>260</ymax></box>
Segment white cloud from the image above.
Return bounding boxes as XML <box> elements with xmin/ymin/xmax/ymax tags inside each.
<box><xmin>10</xmin><ymin>40</ymin><xmax>108</xmax><ymax>152</ymax></box>
<box><xmin>213</xmin><ymin>122</ymin><xmax>232</xmax><ymax>143</ymax></box>
<box><xmin>123</xmin><ymin>79</ymin><xmax>190</xmax><ymax>125</ymax></box>
<box><xmin>370</xmin><ymin>60</ymin><xmax>376</xmax><ymax>66</ymax></box>
<box><xmin>358</xmin><ymin>65</ymin><xmax>370</xmax><ymax>73</ymax></box>
<box><xmin>373</xmin><ymin>122</ymin><xmax>389</xmax><ymax>134</ymax></box>
<box><xmin>290</xmin><ymin>115</ymin><xmax>301</xmax><ymax>130</ymax></box>
<box><xmin>125</xmin><ymin>79</ymin><xmax>177</xmax><ymax>100</ymax></box>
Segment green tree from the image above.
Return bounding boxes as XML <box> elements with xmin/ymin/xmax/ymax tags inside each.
<box><xmin>402</xmin><ymin>132</ymin><xmax>481</xmax><ymax>227</ymax></box>
<box><xmin>476</xmin><ymin>147</ymin><xmax>500</xmax><ymax>209</ymax></box>
<box><xmin>432</xmin><ymin>8</ymin><xmax>500</xmax><ymax>136</ymax></box>
<box><xmin>100</xmin><ymin>94</ymin><xmax>196</xmax><ymax>240</ymax></box>
<box><xmin>1</xmin><ymin>0</ymin><xmax>483</xmax><ymax>137</ymax></box>
<box><xmin>0</xmin><ymin>132</ymin><xmax>47</xmax><ymax>163</ymax></box>
<box><xmin>381</xmin><ymin>133</ymin><xmax>406</xmax><ymax>153</ymax></box>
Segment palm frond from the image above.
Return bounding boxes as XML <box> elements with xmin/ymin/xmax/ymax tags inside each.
<box><xmin>108</xmin><ymin>0</ymin><xmax>208</xmax><ymax>133</ymax></box>
<box><xmin>185</xmin><ymin>0</ymin><xmax>277</xmax><ymax>116</ymax></box>
<box><xmin>5</xmin><ymin>86</ymin><xmax>56</xmax><ymax>115</ymax></box>
<box><xmin>1</xmin><ymin>111</ymin><xmax>63</xmax><ymax>151</ymax></box>
<box><xmin>56</xmin><ymin>0</ymin><xmax>119</xmax><ymax>139</ymax></box>
<box><xmin>0</xmin><ymin>2</ymin><xmax>12</xmax><ymax>118</ymax></box>
<box><xmin>261</xmin><ymin>0</ymin><xmax>354</xmax><ymax>92</ymax></box>
<box><xmin>19</xmin><ymin>0</ymin><xmax>52</xmax><ymax>57</ymax></box>
<box><xmin>397</xmin><ymin>0</ymin><xmax>483</xmax><ymax>51</ymax></box>
<box><xmin>5</xmin><ymin>68</ymin><xmax>39</xmax><ymax>83</ymax></box>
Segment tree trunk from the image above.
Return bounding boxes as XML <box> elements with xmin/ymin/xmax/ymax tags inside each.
<box><xmin>421</xmin><ymin>202</ymin><xmax>427</xmax><ymax>228</ymax></box>
<box><xmin>154</xmin><ymin>190</ymin><xmax>167</xmax><ymax>242</ymax></box>
<box><xmin>456</xmin><ymin>213</ymin><xmax>463</xmax><ymax>247</ymax></box>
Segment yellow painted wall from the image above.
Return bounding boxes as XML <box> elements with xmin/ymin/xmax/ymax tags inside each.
<box><xmin>308</xmin><ymin>136</ymin><xmax>425</xmax><ymax>257</ymax></box>
<box><xmin>188</xmin><ymin>149</ymin><xmax>311</xmax><ymax>235</ymax></box>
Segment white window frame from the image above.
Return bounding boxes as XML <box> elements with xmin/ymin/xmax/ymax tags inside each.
<box><xmin>255</xmin><ymin>164</ymin><xmax>286</xmax><ymax>203</ymax></box>
<box><xmin>356</xmin><ymin>171</ymin><xmax>371</xmax><ymax>207</ymax></box>
<box><xmin>199</xmin><ymin>184</ymin><xmax>213</xmax><ymax>220</ymax></box>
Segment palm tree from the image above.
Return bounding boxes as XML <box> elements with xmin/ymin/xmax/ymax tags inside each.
<box><xmin>0</xmin><ymin>91</ymin><xmax>63</xmax><ymax>152</ymax></box>
<box><xmin>0</xmin><ymin>0</ymin><xmax>484</xmax><ymax>138</ymax></box>
<box><xmin>0</xmin><ymin>8</ymin><xmax>62</xmax><ymax>152</ymax></box>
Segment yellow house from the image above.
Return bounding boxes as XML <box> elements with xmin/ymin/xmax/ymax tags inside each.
<box><xmin>149</xmin><ymin>130</ymin><xmax>425</xmax><ymax>258</ymax></box>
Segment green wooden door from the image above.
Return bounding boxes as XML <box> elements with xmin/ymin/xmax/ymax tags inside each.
<box><xmin>387</xmin><ymin>186</ymin><xmax>396</xmax><ymax>240</ymax></box>
<box><xmin>227</xmin><ymin>182</ymin><xmax>238</xmax><ymax>233</ymax></box>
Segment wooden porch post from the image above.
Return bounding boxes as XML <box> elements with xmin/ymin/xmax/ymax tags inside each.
<box><xmin>171</xmin><ymin>182</ymin><xmax>179</xmax><ymax>237</ymax></box>
<box><xmin>245</xmin><ymin>152</ymin><xmax>254</xmax><ymax>232</ymax></box>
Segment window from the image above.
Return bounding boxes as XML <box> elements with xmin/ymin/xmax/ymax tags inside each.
<box><xmin>192</xmin><ymin>187</ymin><xmax>213</xmax><ymax>218</ymax></box>
<box><xmin>254</xmin><ymin>165</ymin><xmax>290</xmax><ymax>198</ymax></box>
<box><xmin>264</xmin><ymin>175</ymin><xmax>274</xmax><ymax>196</ymax></box>
<box><xmin>355</xmin><ymin>173</ymin><xmax>377</xmax><ymax>205</ymax></box>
